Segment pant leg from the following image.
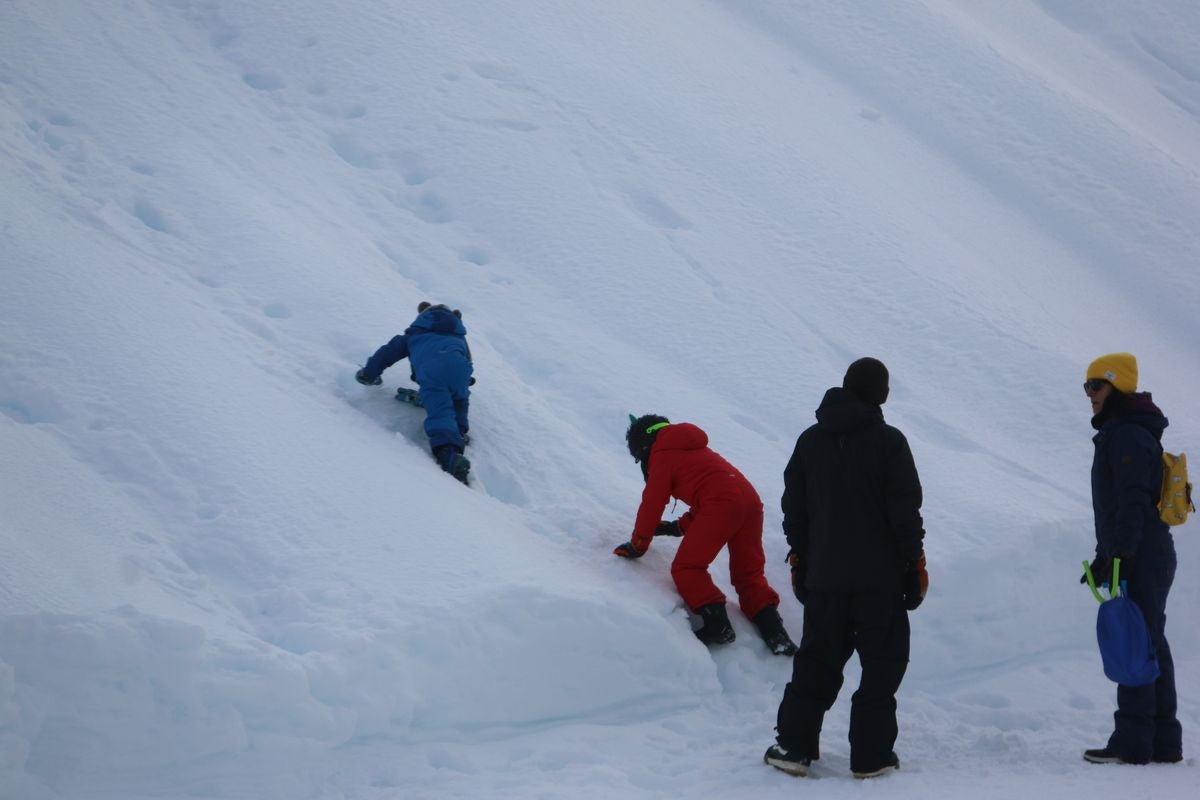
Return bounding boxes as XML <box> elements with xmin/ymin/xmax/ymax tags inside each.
<box><xmin>847</xmin><ymin>593</ymin><xmax>910</xmax><ymax>772</ymax></box>
<box><xmin>453</xmin><ymin>394</ymin><xmax>470</xmax><ymax>437</ymax></box>
<box><xmin>448</xmin><ymin>358</ymin><xmax>471</xmax><ymax>436</ymax></box>
<box><xmin>418</xmin><ymin>385</ymin><xmax>464</xmax><ymax>451</ymax></box>
<box><xmin>1108</xmin><ymin>535</ymin><xmax>1179</xmax><ymax>761</ymax></box>
<box><xmin>416</xmin><ymin>354</ymin><xmax>470</xmax><ymax>452</ymax></box>
<box><xmin>1152</xmin><ymin>537</ymin><xmax>1181</xmax><ymax>758</ymax></box>
<box><xmin>1152</xmin><ymin>637</ymin><xmax>1182</xmax><ymax>759</ymax></box>
<box><xmin>775</xmin><ymin>592</ymin><xmax>854</xmax><ymax>760</ymax></box>
<box><xmin>670</xmin><ymin>505</ymin><xmax>737</xmax><ymax>611</ymax></box>
<box><xmin>723</xmin><ymin>492</ymin><xmax>780</xmax><ymax>619</ymax></box>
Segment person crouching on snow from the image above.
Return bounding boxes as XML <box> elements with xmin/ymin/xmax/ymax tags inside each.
<box><xmin>613</xmin><ymin>414</ymin><xmax>797</xmax><ymax>655</ymax></box>
<box><xmin>356</xmin><ymin>302</ymin><xmax>473</xmax><ymax>484</ymax></box>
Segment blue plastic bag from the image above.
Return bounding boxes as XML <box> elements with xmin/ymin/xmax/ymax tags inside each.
<box><xmin>1096</xmin><ymin>581</ymin><xmax>1160</xmax><ymax>687</ymax></box>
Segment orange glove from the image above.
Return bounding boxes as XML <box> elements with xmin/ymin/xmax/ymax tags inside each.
<box><xmin>786</xmin><ymin>550</ymin><xmax>808</xmax><ymax>605</ymax></box>
<box><xmin>903</xmin><ymin>552</ymin><xmax>928</xmax><ymax>610</ymax></box>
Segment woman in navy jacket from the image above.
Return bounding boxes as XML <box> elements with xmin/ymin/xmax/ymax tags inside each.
<box><xmin>1081</xmin><ymin>352</ymin><xmax>1181</xmax><ymax>765</ymax></box>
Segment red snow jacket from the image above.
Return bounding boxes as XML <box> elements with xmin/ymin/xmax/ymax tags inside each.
<box><xmin>631</xmin><ymin>423</ymin><xmax>758</xmax><ymax>551</ymax></box>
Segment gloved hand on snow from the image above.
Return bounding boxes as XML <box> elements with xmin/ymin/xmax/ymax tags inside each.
<box><xmin>654</xmin><ymin>520</ymin><xmax>682</xmax><ymax>537</ymax></box>
<box><xmin>355</xmin><ymin>368</ymin><xmax>382</xmax><ymax>386</ymax></box>
<box><xmin>613</xmin><ymin>541</ymin><xmax>646</xmax><ymax>559</ymax></box>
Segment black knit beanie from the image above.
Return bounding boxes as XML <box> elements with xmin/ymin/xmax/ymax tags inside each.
<box><xmin>843</xmin><ymin>357</ymin><xmax>890</xmax><ymax>405</ymax></box>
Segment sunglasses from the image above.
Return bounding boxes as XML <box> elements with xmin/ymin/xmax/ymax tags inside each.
<box><xmin>1083</xmin><ymin>378</ymin><xmax>1110</xmax><ymax>393</ymax></box>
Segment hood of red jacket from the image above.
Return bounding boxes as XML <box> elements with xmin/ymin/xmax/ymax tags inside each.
<box><xmin>651</xmin><ymin>422</ymin><xmax>708</xmax><ymax>453</ymax></box>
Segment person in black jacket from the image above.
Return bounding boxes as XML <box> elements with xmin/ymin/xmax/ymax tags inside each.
<box><xmin>1080</xmin><ymin>353</ymin><xmax>1181</xmax><ymax>765</ymax></box>
<box><xmin>764</xmin><ymin>357</ymin><xmax>927</xmax><ymax>780</ymax></box>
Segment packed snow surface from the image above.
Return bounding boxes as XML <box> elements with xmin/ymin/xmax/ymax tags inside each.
<box><xmin>1</xmin><ymin>1</ymin><xmax>1198</xmax><ymax>798</ymax></box>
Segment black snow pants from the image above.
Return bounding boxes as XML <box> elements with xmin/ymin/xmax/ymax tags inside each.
<box><xmin>774</xmin><ymin>591</ymin><xmax>910</xmax><ymax>773</ymax></box>
<box><xmin>1108</xmin><ymin>534</ymin><xmax>1181</xmax><ymax>762</ymax></box>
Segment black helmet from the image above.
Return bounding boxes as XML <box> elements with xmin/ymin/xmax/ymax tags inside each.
<box><xmin>626</xmin><ymin>414</ymin><xmax>670</xmax><ymax>462</ymax></box>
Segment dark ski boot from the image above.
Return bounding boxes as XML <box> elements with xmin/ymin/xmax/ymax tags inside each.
<box><xmin>433</xmin><ymin>445</ymin><xmax>471</xmax><ymax>485</ymax></box>
<box><xmin>395</xmin><ymin>387</ymin><xmax>423</xmax><ymax>407</ymax></box>
<box><xmin>852</xmin><ymin>751</ymin><xmax>900</xmax><ymax>779</ymax></box>
<box><xmin>694</xmin><ymin>603</ymin><xmax>735</xmax><ymax>645</ymax></box>
<box><xmin>764</xmin><ymin>743</ymin><xmax>812</xmax><ymax>777</ymax></box>
<box><xmin>752</xmin><ymin>605</ymin><xmax>797</xmax><ymax>656</ymax></box>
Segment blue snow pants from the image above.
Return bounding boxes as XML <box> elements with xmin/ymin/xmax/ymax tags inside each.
<box><xmin>412</xmin><ymin>345</ymin><xmax>471</xmax><ymax>452</ymax></box>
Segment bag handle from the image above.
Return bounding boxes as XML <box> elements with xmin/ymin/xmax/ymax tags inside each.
<box><xmin>1082</xmin><ymin>557</ymin><xmax>1123</xmax><ymax>604</ymax></box>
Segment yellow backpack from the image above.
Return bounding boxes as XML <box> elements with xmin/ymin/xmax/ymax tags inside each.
<box><xmin>1159</xmin><ymin>451</ymin><xmax>1195</xmax><ymax>526</ymax></box>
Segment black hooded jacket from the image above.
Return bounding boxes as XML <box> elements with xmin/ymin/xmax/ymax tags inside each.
<box><xmin>782</xmin><ymin>387</ymin><xmax>926</xmax><ymax>593</ymax></box>
<box><xmin>1091</xmin><ymin>391</ymin><xmax>1170</xmax><ymax>558</ymax></box>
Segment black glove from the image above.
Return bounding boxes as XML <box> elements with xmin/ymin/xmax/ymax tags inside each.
<box><xmin>355</xmin><ymin>368</ymin><xmax>382</xmax><ymax>386</ymax></box>
<box><xmin>469</xmin><ymin>376</ymin><xmax>477</xmax><ymax>386</ymax></box>
<box><xmin>613</xmin><ymin>541</ymin><xmax>646</xmax><ymax>559</ymax></box>
<box><xmin>786</xmin><ymin>550</ymin><xmax>808</xmax><ymax>606</ymax></box>
<box><xmin>903</xmin><ymin>553</ymin><xmax>928</xmax><ymax>611</ymax></box>
<box><xmin>1081</xmin><ymin>555</ymin><xmax>1111</xmax><ymax>586</ymax></box>
<box><xmin>654</xmin><ymin>520</ymin><xmax>682</xmax><ymax>537</ymax></box>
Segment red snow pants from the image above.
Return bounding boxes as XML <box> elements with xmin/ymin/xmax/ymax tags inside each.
<box><xmin>670</xmin><ymin>480</ymin><xmax>780</xmax><ymax>618</ymax></box>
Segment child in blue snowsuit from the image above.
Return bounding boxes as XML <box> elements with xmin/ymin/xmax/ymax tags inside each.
<box><xmin>356</xmin><ymin>302</ymin><xmax>473</xmax><ymax>482</ymax></box>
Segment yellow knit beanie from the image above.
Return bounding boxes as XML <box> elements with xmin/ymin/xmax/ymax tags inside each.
<box><xmin>1086</xmin><ymin>352</ymin><xmax>1138</xmax><ymax>394</ymax></box>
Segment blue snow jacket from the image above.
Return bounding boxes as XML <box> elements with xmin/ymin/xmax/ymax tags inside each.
<box><xmin>361</xmin><ymin>306</ymin><xmax>473</xmax><ymax>451</ymax></box>
<box><xmin>1091</xmin><ymin>393</ymin><xmax>1169</xmax><ymax>559</ymax></box>
<box><xmin>361</xmin><ymin>306</ymin><xmax>472</xmax><ymax>385</ymax></box>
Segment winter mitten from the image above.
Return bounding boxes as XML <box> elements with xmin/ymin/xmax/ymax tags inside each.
<box><xmin>786</xmin><ymin>550</ymin><xmax>808</xmax><ymax>605</ymax></box>
<box><xmin>654</xmin><ymin>520</ymin><xmax>682</xmax><ymax>537</ymax></box>
<box><xmin>355</xmin><ymin>368</ymin><xmax>382</xmax><ymax>386</ymax></box>
<box><xmin>613</xmin><ymin>541</ymin><xmax>646</xmax><ymax>559</ymax></box>
<box><xmin>903</xmin><ymin>552</ymin><xmax>928</xmax><ymax>610</ymax></box>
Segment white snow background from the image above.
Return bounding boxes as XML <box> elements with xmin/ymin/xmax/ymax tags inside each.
<box><xmin>1</xmin><ymin>1</ymin><xmax>1198</xmax><ymax>798</ymax></box>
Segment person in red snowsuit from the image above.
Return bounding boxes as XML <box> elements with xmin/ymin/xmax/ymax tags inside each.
<box><xmin>614</xmin><ymin>414</ymin><xmax>796</xmax><ymax>654</ymax></box>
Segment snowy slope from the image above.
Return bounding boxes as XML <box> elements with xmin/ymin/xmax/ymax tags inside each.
<box><xmin>1</xmin><ymin>1</ymin><xmax>1198</xmax><ymax>798</ymax></box>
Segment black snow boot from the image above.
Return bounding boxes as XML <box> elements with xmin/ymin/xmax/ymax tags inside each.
<box><xmin>852</xmin><ymin>751</ymin><xmax>900</xmax><ymax>779</ymax></box>
<box><xmin>433</xmin><ymin>445</ymin><xmax>471</xmax><ymax>485</ymax></box>
<box><xmin>764</xmin><ymin>743</ymin><xmax>812</xmax><ymax>777</ymax></box>
<box><xmin>752</xmin><ymin>605</ymin><xmax>798</xmax><ymax>656</ymax></box>
<box><xmin>694</xmin><ymin>603</ymin><xmax>736</xmax><ymax>645</ymax></box>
